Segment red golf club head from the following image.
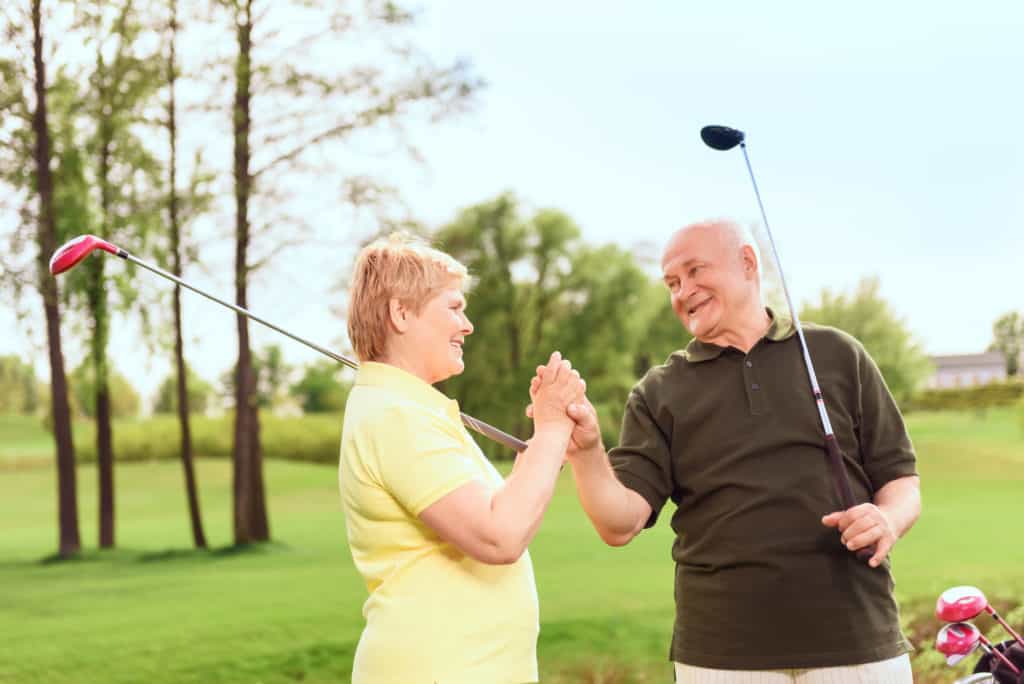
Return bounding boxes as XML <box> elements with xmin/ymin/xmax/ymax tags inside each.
<box><xmin>938</xmin><ymin>622</ymin><xmax>983</xmax><ymax>665</ymax></box>
<box><xmin>49</xmin><ymin>235</ymin><xmax>120</xmax><ymax>275</ymax></box>
<box><xmin>939</xmin><ymin>586</ymin><xmax>989</xmax><ymax>622</ymax></box>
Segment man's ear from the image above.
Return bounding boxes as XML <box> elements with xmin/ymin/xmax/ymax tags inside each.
<box><xmin>741</xmin><ymin>245</ymin><xmax>760</xmax><ymax>281</ymax></box>
<box><xmin>388</xmin><ymin>298</ymin><xmax>410</xmax><ymax>333</ymax></box>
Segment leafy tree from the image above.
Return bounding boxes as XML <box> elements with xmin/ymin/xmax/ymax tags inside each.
<box><xmin>989</xmin><ymin>311</ymin><xmax>1023</xmax><ymax>377</ymax></box>
<box><xmin>0</xmin><ymin>0</ymin><xmax>82</xmax><ymax>556</ymax></box>
<box><xmin>212</xmin><ymin>0</ymin><xmax>481</xmax><ymax>544</ymax></box>
<box><xmin>69</xmin><ymin>361</ymin><xmax>141</xmax><ymax>419</ymax></box>
<box><xmin>435</xmin><ymin>194</ymin><xmax>677</xmax><ymax>453</ymax></box>
<box><xmin>290</xmin><ymin>361</ymin><xmax>350</xmax><ymax>414</ymax></box>
<box><xmin>0</xmin><ymin>355</ymin><xmax>42</xmax><ymax>414</ymax></box>
<box><xmin>153</xmin><ymin>365</ymin><xmax>213</xmax><ymax>415</ymax></box>
<box><xmin>800</xmin><ymin>277</ymin><xmax>932</xmax><ymax>405</ymax></box>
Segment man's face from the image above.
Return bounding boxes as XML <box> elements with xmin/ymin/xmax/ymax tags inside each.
<box><xmin>661</xmin><ymin>225</ymin><xmax>756</xmax><ymax>340</ymax></box>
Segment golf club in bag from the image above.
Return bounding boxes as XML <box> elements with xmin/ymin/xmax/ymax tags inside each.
<box><xmin>700</xmin><ymin>124</ymin><xmax>875</xmax><ymax>563</ymax></box>
<box><xmin>937</xmin><ymin>585</ymin><xmax>1024</xmax><ymax>684</ymax></box>
<box><xmin>49</xmin><ymin>235</ymin><xmax>528</xmax><ymax>453</ymax></box>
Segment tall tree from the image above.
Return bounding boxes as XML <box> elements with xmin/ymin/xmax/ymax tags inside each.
<box><xmin>28</xmin><ymin>0</ymin><xmax>81</xmax><ymax>556</ymax></box>
<box><xmin>800</xmin><ymin>277</ymin><xmax>932</xmax><ymax>405</ymax></box>
<box><xmin>69</xmin><ymin>0</ymin><xmax>164</xmax><ymax>548</ymax></box>
<box><xmin>164</xmin><ymin>0</ymin><xmax>207</xmax><ymax>549</ymax></box>
<box><xmin>989</xmin><ymin>311</ymin><xmax>1023</xmax><ymax>377</ymax></box>
<box><xmin>436</xmin><ymin>195</ymin><xmax>665</xmax><ymax>453</ymax></box>
<box><xmin>215</xmin><ymin>0</ymin><xmax>481</xmax><ymax>544</ymax></box>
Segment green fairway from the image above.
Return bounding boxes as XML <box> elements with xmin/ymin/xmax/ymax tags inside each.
<box><xmin>1</xmin><ymin>407</ymin><xmax>1022</xmax><ymax>683</ymax></box>
<box><xmin>0</xmin><ymin>414</ymin><xmax>55</xmax><ymax>466</ymax></box>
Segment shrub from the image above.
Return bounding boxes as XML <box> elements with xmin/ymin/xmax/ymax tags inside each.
<box><xmin>904</xmin><ymin>380</ymin><xmax>1024</xmax><ymax>412</ymax></box>
<box><xmin>74</xmin><ymin>413</ymin><xmax>344</xmax><ymax>465</ymax></box>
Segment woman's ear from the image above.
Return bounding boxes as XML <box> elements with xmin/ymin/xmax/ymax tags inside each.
<box><xmin>388</xmin><ymin>297</ymin><xmax>410</xmax><ymax>333</ymax></box>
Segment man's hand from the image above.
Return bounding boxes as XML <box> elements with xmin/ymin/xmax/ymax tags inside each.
<box><xmin>526</xmin><ymin>366</ymin><xmax>601</xmax><ymax>455</ymax></box>
<box><xmin>821</xmin><ymin>504</ymin><xmax>896</xmax><ymax>568</ymax></box>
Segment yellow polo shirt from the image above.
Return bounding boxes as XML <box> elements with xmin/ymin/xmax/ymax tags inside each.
<box><xmin>339</xmin><ymin>362</ymin><xmax>539</xmax><ymax>684</ymax></box>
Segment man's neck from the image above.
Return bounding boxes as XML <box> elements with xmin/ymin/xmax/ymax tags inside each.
<box><xmin>699</xmin><ymin>307</ymin><xmax>772</xmax><ymax>353</ymax></box>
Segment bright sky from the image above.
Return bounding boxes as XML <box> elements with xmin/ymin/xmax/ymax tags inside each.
<box><xmin>4</xmin><ymin>1</ymin><xmax>1023</xmax><ymax>406</ymax></box>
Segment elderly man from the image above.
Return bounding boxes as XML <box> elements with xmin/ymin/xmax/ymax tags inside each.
<box><xmin>545</xmin><ymin>219</ymin><xmax>921</xmax><ymax>683</ymax></box>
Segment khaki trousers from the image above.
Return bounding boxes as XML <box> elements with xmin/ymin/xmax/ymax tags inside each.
<box><xmin>673</xmin><ymin>654</ymin><xmax>913</xmax><ymax>683</ymax></box>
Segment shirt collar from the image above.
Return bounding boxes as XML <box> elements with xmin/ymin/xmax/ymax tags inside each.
<box><xmin>683</xmin><ymin>307</ymin><xmax>796</xmax><ymax>363</ymax></box>
<box><xmin>355</xmin><ymin>361</ymin><xmax>457</xmax><ymax>414</ymax></box>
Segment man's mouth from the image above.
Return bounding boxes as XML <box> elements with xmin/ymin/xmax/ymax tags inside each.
<box><xmin>688</xmin><ymin>298</ymin><xmax>711</xmax><ymax>317</ymax></box>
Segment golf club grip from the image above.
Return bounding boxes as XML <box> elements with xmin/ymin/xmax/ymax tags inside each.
<box><xmin>823</xmin><ymin>435</ymin><xmax>875</xmax><ymax>563</ymax></box>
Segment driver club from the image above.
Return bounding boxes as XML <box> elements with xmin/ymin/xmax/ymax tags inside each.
<box><xmin>700</xmin><ymin>124</ymin><xmax>874</xmax><ymax>563</ymax></box>
<box><xmin>49</xmin><ymin>234</ymin><xmax>528</xmax><ymax>453</ymax></box>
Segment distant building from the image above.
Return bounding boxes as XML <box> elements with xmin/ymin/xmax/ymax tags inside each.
<box><xmin>927</xmin><ymin>351</ymin><xmax>1007</xmax><ymax>389</ymax></box>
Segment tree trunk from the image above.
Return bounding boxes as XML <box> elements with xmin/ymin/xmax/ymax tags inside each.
<box><xmin>32</xmin><ymin>0</ymin><xmax>81</xmax><ymax>557</ymax></box>
<box><xmin>95</xmin><ymin>106</ymin><xmax>116</xmax><ymax>549</ymax></box>
<box><xmin>232</xmin><ymin>0</ymin><xmax>269</xmax><ymax>545</ymax></box>
<box><xmin>168</xmin><ymin>0</ymin><xmax>207</xmax><ymax>549</ymax></box>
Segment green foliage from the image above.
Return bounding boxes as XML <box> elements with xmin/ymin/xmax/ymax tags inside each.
<box><xmin>989</xmin><ymin>310</ymin><xmax>1023</xmax><ymax>376</ymax></box>
<box><xmin>904</xmin><ymin>380</ymin><xmax>1024</xmax><ymax>413</ymax></box>
<box><xmin>0</xmin><ymin>355</ymin><xmax>41</xmax><ymax>414</ymax></box>
<box><xmin>800</xmin><ymin>277</ymin><xmax>932</xmax><ymax>406</ymax></box>
<box><xmin>153</xmin><ymin>365</ymin><xmax>214</xmax><ymax>415</ymax></box>
<box><xmin>220</xmin><ymin>345</ymin><xmax>294</xmax><ymax>411</ymax></box>
<box><xmin>433</xmin><ymin>194</ymin><xmax>681</xmax><ymax>454</ymax></box>
<box><xmin>290</xmin><ymin>361</ymin><xmax>351</xmax><ymax>413</ymax></box>
<box><xmin>68</xmin><ymin>360</ymin><xmax>140</xmax><ymax>419</ymax></box>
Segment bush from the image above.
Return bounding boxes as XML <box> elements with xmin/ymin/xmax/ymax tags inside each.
<box><xmin>904</xmin><ymin>380</ymin><xmax>1024</xmax><ymax>412</ymax></box>
<box><xmin>74</xmin><ymin>413</ymin><xmax>345</xmax><ymax>465</ymax></box>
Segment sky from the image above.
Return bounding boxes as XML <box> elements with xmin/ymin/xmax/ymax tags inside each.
<box><xmin>3</xmin><ymin>1</ymin><xmax>1023</xmax><ymax>407</ymax></box>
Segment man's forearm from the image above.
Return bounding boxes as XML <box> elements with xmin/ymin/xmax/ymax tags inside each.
<box><xmin>570</xmin><ymin>445</ymin><xmax>650</xmax><ymax>546</ymax></box>
<box><xmin>873</xmin><ymin>475</ymin><xmax>921</xmax><ymax>538</ymax></box>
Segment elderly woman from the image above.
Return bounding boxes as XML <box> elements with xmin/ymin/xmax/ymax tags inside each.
<box><xmin>339</xmin><ymin>232</ymin><xmax>583</xmax><ymax>683</ymax></box>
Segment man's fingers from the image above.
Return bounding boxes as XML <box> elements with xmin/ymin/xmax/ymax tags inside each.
<box><xmin>821</xmin><ymin>512</ymin><xmax>842</xmax><ymax>528</ymax></box>
<box><xmin>869</xmin><ymin>537</ymin><xmax>894</xmax><ymax>568</ymax></box>
<box><xmin>840</xmin><ymin>516</ymin><xmax>876</xmax><ymax>541</ymax></box>
<box><xmin>543</xmin><ymin>351</ymin><xmax>563</xmax><ymax>384</ymax></box>
<box><xmin>844</xmin><ymin>524</ymin><xmax>881</xmax><ymax>551</ymax></box>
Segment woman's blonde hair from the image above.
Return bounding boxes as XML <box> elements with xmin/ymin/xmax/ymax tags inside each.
<box><xmin>347</xmin><ymin>232</ymin><xmax>468</xmax><ymax>362</ymax></box>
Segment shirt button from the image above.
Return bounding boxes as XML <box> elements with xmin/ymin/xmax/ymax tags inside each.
<box><xmin>751</xmin><ymin>383</ymin><xmax>760</xmax><ymax>390</ymax></box>
<box><xmin>746</xmin><ymin>361</ymin><xmax>753</xmax><ymax>368</ymax></box>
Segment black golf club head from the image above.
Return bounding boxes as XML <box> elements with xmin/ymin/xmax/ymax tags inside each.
<box><xmin>700</xmin><ymin>125</ymin><xmax>745</xmax><ymax>151</ymax></box>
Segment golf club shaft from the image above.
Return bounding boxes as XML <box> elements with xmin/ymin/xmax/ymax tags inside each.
<box><xmin>738</xmin><ymin>143</ymin><xmax>871</xmax><ymax>559</ymax></box>
<box><xmin>117</xmin><ymin>250</ymin><xmax>528</xmax><ymax>453</ymax></box>
<box><xmin>988</xmin><ymin>608</ymin><xmax>1024</xmax><ymax>648</ymax></box>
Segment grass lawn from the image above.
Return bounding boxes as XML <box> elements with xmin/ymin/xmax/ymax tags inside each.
<box><xmin>1</xmin><ymin>407</ymin><xmax>1022</xmax><ymax>683</ymax></box>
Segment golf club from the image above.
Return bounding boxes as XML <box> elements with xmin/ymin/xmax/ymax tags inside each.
<box><xmin>937</xmin><ymin>623</ymin><xmax>1022</xmax><ymax>676</ymax></box>
<box><xmin>700</xmin><ymin>124</ymin><xmax>874</xmax><ymax>563</ymax></box>
<box><xmin>938</xmin><ymin>586</ymin><xmax>1024</xmax><ymax>649</ymax></box>
<box><xmin>49</xmin><ymin>235</ymin><xmax>528</xmax><ymax>453</ymax></box>
<box><xmin>955</xmin><ymin>674</ymin><xmax>996</xmax><ymax>684</ymax></box>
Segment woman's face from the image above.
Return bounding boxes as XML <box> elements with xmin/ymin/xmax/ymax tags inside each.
<box><xmin>406</xmin><ymin>285</ymin><xmax>474</xmax><ymax>384</ymax></box>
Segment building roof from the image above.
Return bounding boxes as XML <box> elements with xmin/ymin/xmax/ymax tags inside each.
<box><xmin>929</xmin><ymin>351</ymin><xmax>1005</xmax><ymax>369</ymax></box>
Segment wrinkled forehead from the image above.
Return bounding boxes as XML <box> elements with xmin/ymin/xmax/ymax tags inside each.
<box><xmin>661</xmin><ymin>225</ymin><xmax>726</xmax><ymax>272</ymax></box>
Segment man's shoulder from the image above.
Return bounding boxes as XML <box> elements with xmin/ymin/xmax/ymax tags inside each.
<box><xmin>633</xmin><ymin>351</ymin><xmax>690</xmax><ymax>396</ymax></box>
<box><xmin>801</xmin><ymin>322</ymin><xmax>867</xmax><ymax>355</ymax></box>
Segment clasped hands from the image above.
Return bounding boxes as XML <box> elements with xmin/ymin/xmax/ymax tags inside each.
<box><xmin>525</xmin><ymin>353</ymin><xmax>601</xmax><ymax>456</ymax></box>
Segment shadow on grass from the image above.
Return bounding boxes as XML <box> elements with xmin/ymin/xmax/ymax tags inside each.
<box><xmin>26</xmin><ymin>540</ymin><xmax>293</xmax><ymax>567</ymax></box>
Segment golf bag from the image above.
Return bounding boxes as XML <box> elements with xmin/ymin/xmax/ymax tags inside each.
<box><xmin>971</xmin><ymin>640</ymin><xmax>1024</xmax><ymax>684</ymax></box>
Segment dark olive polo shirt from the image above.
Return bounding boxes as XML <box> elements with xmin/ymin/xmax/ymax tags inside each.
<box><xmin>609</xmin><ymin>312</ymin><xmax>917</xmax><ymax>669</ymax></box>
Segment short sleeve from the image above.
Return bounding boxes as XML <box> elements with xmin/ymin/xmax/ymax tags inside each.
<box><xmin>608</xmin><ymin>388</ymin><xmax>675</xmax><ymax>528</ymax></box>
<box><xmin>369</xmin><ymin>406</ymin><xmax>481</xmax><ymax>516</ymax></box>
<box><xmin>855</xmin><ymin>344</ymin><xmax>918</xmax><ymax>489</ymax></box>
